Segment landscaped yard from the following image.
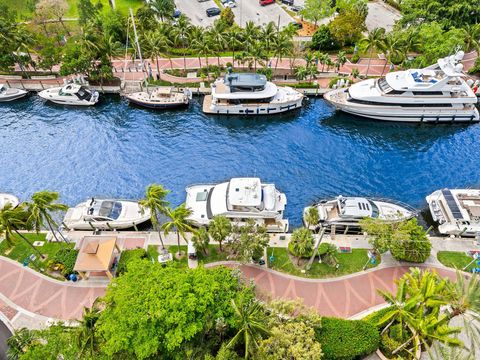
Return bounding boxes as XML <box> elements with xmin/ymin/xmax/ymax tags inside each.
<box><xmin>437</xmin><ymin>251</ymin><xmax>477</xmax><ymax>272</ymax></box>
<box><xmin>0</xmin><ymin>233</ymin><xmax>73</xmax><ymax>273</ymax></box>
<box><xmin>267</xmin><ymin>247</ymin><xmax>379</xmax><ymax>278</ymax></box>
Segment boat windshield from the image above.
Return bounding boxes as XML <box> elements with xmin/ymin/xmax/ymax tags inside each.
<box><xmin>369</xmin><ymin>201</ymin><xmax>379</xmax><ymax>218</ymax></box>
<box><xmin>76</xmin><ymin>87</ymin><xmax>92</xmax><ymax>101</ymax></box>
<box><xmin>98</xmin><ymin>201</ymin><xmax>122</xmax><ymax>220</ymax></box>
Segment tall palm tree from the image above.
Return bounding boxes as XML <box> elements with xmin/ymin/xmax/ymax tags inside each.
<box><xmin>359</xmin><ymin>27</ymin><xmax>386</xmax><ymax>77</ymax></box>
<box><xmin>250</xmin><ymin>40</ymin><xmax>268</xmax><ymax>71</ymax></box>
<box><xmin>227</xmin><ymin>297</ymin><xmax>270</xmax><ymax>359</ymax></box>
<box><xmin>208</xmin><ymin>215</ymin><xmax>231</xmax><ymax>252</ymax></box>
<box><xmin>462</xmin><ymin>24</ymin><xmax>480</xmax><ymax>53</ymax></box>
<box><xmin>261</xmin><ymin>22</ymin><xmax>277</xmax><ymax>61</ymax></box>
<box><xmin>225</xmin><ymin>28</ymin><xmax>242</xmax><ymax>67</ymax></box>
<box><xmin>142</xmin><ymin>30</ymin><xmax>170</xmax><ymax>76</ymax></box>
<box><xmin>192</xmin><ymin>35</ymin><xmax>212</xmax><ymax>69</ymax></box>
<box><xmin>381</xmin><ymin>34</ymin><xmax>403</xmax><ymax>76</ymax></box>
<box><xmin>149</xmin><ymin>0</ymin><xmax>175</xmax><ymax>22</ymax></box>
<box><xmin>272</xmin><ymin>32</ymin><xmax>292</xmax><ymax>70</ymax></box>
<box><xmin>161</xmin><ymin>203</ymin><xmax>194</xmax><ymax>256</ymax></box>
<box><xmin>26</xmin><ymin>191</ymin><xmax>68</xmax><ymax>243</ymax></box>
<box><xmin>318</xmin><ymin>52</ymin><xmax>330</xmax><ymax>73</ymax></box>
<box><xmin>0</xmin><ymin>203</ymin><xmax>44</xmax><ymax>259</ymax></box>
<box><xmin>304</xmin><ymin>206</ymin><xmax>319</xmax><ymax>230</ymax></box>
<box><xmin>243</xmin><ymin>21</ymin><xmax>260</xmax><ymax>54</ymax></box>
<box><xmin>100</xmin><ymin>34</ymin><xmax>123</xmax><ymax>63</ymax></box>
<box><xmin>139</xmin><ymin>184</ymin><xmax>170</xmax><ymax>250</ymax></box>
<box><xmin>77</xmin><ymin>306</ymin><xmax>100</xmax><ymax>357</ymax></box>
<box><xmin>208</xmin><ymin>23</ymin><xmax>227</xmax><ymax>66</ymax></box>
<box><xmin>335</xmin><ymin>51</ymin><xmax>347</xmax><ymax>73</ymax></box>
<box><xmin>290</xmin><ymin>228</ymin><xmax>314</xmax><ymax>265</ymax></box>
<box><xmin>172</xmin><ymin>14</ymin><xmax>191</xmax><ymax>71</ymax></box>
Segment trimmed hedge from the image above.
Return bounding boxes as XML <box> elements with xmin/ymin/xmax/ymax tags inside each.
<box><xmin>117</xmin><ymin>249</ymin><xmax>147</xmax><ymax>275</ymax></box>
<box><xmin>316</xmin><ymin>317</ymin><xmax>380</xmax><ymax>360</ymax></box>
<box><xmin>53</xmin><ymin>248</ymin><xmax>79</xmax><ymax>276</ymax></box>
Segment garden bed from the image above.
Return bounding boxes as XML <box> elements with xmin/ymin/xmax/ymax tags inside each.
<box><xmin>437</xmin><ymin>251</ymin><xmax>476</xmax><ymax>272</ymax></box>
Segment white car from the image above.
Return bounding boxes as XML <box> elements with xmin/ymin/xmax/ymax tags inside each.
<box><xmin>225</xmin><ymin>1</ymin><xmax>236</xmax><ymax>7</ymax></box>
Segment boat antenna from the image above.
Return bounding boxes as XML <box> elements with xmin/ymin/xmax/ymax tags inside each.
<box><xmin>129</xmin><ymin>8</ymin><xmax>148</xmax><ymax>93</ymax></box>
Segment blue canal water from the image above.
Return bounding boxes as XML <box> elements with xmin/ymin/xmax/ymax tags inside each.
<box><xmin>0</xmin><ymin>94</ymin><xmax>479</xmax><ymax>227</ymax></box>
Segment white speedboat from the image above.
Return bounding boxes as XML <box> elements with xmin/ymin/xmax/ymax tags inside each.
<box><xmin>63</xmin><ymin>198</ymin><xmax>151</xmax><ymax>230</ymax></box>
<box><xmin>38</xmin><ymin>83</ymin><xmax>99</xmax><ymax>106</ymax></box>
<box><xmin>0</xmin><ymin>193</ymin><xmax>19</xmax><ymax>210</ymax></box>
<box><xmin>303</xmin><ymin>196</ymin><xmax>415</xmax><ymax>231</ymax></box>
<box><xmin>185</xmin><ymin>177</ymin><xmax>288</xmax><ymax>232</ymax></box>
<box><xmin>426</xmin><ymin>188</ymin><xmax>480</xmax><ymax>236</ymax></box>
<box><xmin>324</xmin><ymin>51</ymin><xmax>479</xmax><ymax>123</ymax></box>
<box><xmin>125</xmin><ymin>87</ymin><xmax>191</xmax><ymax>109</ymax></box>
<box><xmin>0</xmin><ymin>84</ymin><xmax>28</xmax><ymax>102</ymax></box>
<box><xmin>203</xmin><ymin>71</ymin><xmax>303</xmax><ymax>115</ymax></box>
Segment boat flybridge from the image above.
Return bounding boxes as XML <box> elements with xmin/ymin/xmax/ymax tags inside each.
<box><xmin>38</xmin><ymin>83</ymin><xmax>99</xmax><ymax>106</ymax></box>
<box><xmin>125</xmin><ymin>87</ymin><xmax>192</xmax><ymax>109</ymax></box>
<box><xmin>63</xmin><ymin>198</ymin><xmax>151</xmax><ymax>230</ymax></box>
<box><xmin>0</xmin><ymin>193</ymin><xmax>19</xmax><ymax>210</ymax></box>
<box><xmin>426</xmin><ymin>189</ymin><xmax>480</xmax><ymax>236</ymax></box>
<box><xmin>185</xmin><ymin>177</ymin><xmax>289</xmax><ymax>232</ymax></box>
<box><xmin>303</xmin><ymin>196</ymin><xmax>415</xmax><ymax>231</ymax></box>
<box><xmin>0</xmin><ymin>84</ymin><xmax>28</xmax><ymax>102</ymax></box>
<box><xmin>324</xmin><ymin>51</ymin><xmax>479</xmax><ymax>123</ymax></box>
<box><xmin>203</xmin><ymin>71</ymin><xmax>303</xmax><ymax>115</ymax></box>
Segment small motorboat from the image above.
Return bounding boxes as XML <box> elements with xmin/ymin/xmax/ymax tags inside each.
<box><xmin>125</xmin><ymin>87</ymin><xmax>191</xmax><ymax>109</ymax></box>
<box><xmin>303</xmin><ymin>195</ymin><xmax>415</xmax><ymax>231</ymax></box>
<box><xmin>38</xmin><ymin>83</ymin><xmax>99</xmax><ymax>106</ymax></box>
<box><xmin>0</xmin><ymin>193</ymin><xmax>19</xmax><ymax>210</ymax></box>
<box><xmin>0</xmin><ymin>84</ymin><xmax>28</xmax><ymax>102</ymax></box>
<box><xmin>63</xmin><ymin>198</ymin><xmax>151</xmax><ymax>230</ymax></box>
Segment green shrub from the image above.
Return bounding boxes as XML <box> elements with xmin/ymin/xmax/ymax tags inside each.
<box><xmin>311</xmin><ymin>25</ymin><xmax>340</xmax><ymax>51</ymax></box>
<box><xmin>256</xmin><ymin>67</ymin><xmax>273</xmax><ymax>80</ymax></box>
<box><xmin>53</xmin><ymin>248</ymin><xmax>79</xmax><ymax>276</ymax></box>
<box><xmin>117</xmin><ymin>249</ymin><xmax>147</xmax><ymax>275</ymax></box>
<box><xmin>351</xmin><ymin>53</ymin><xmax>360</xmax><ymax>63</ymax></box>
<box><xmin>468</xmin><ymin>58</ymin><xmax>480</xmax><ymax>75</ymax></box>
<box><xmin>316</xmin><ymin>317</ymin><xmax>380</xmax><ymax>360</ymax></box>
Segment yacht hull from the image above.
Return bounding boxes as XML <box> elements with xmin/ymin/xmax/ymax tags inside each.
<box><xmin>325</xmin><ymin>89</ymin><xmax>480</xmax><ymax>123</ymax></box>
<box><xmin>0</xmin><ymin>90</ymin><xmax>28</xmax><ymax>102</ymax></box>
<box><xmin>203</xmin><ymin>96</ymin><xmax>302</xmax><ymax>115</ymax></box>
<box><xmin>126</xmin><ymin>96</ymin><xmax>189</xmax><ymax>109</ymax></box>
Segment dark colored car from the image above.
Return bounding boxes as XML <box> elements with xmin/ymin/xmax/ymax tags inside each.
<box><xmin>281</xmin><ymin>0</ymin><xmax>294</xmax><ymax>5</ymax></box>
<box><xmin>206</xmin><ymin>7</ymin><xmax>221</xmax><ymax>16</ymax></box>
<box><xmin>290</xmin><ymin>21</ymin><xmax>303</xmax><ymax>29</ymax></box>
<box><xmin>259</xmin><ymin>0</ymin><xmax>274</xmax><ymax>5</ymax></box>
<box><xmin>173</xmin><ymin>10</ymin><xmax>181</xmax><ymax>18</ymax></box>
<box><xmin>290</xmin><ymin>4</ymin><xmax>303</xmax><ymax>11</ymax></box>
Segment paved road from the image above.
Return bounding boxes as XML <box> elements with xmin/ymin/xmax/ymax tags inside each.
<box><xmin>232</xmin><ymin>0</ymin><xmax>292</xmax><ymax>27</ymax></box>
<box><xmin>0</xmin><ymin>320</ymin><xmax>11</xmax><ymax>360</ymax></box>
<box><xmin>175</xmin><ymin>0</ymin><xmax>218</xmax><ymax>27</ymax></box>
<box><xmin>366</xmin><ymin>0</ymin><xmax>401</xmax><ymax>32</ymax></box>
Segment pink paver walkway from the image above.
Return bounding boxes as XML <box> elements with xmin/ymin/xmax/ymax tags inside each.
<box><xmin>237</xmin><ymin>264</ymin><xmax>456</xmax><ymax>318</ymax></box>
<box><xmin>0</xmin><ymin>257</ymin><xmax>105</xmax><ymax>321</ymax></box>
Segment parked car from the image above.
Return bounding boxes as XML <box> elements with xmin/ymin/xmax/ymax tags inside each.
<box><xmin>173</xmin><ymin>9</ymin><xmax>181</xmax><ymax>18</ymax></box>
<box><xmin>259</xmin><ymin>0</ymin><xmax>274</xmax><ymax>5</ymax></box>
<box><xmin>221</xmin><ymin>0</ymin><xmax>232</xmax><ymax>4</ymax></box>
<box><xmin>281</xmin><ymin>0</ymin><xmax>294</xmax><ymax>5</ymax></box>
<box><xmin>290</xmin><ymin>21</ymin><xmax>303</xmax><ymax>29</ymax></box>
<box><xmin>198</xmin><ymin>0</ymin><xmax>210</xmax><ymax>2</ymax></box>
<box><xmin>290</xmin><ymin>4</ymin><xmax>303</xmax><ymax>11</ymax></box>
<box><xmin>206</xmin><ymin>7</ymin><xmax>221</xmax><ymax>16</ymax></box>
<box><xmin>225</xmin><ymin>1</ymin><xmax>236</xmax><ymax>7</ymax></box>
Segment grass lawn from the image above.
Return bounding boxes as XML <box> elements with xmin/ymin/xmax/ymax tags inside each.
<box><xmin>267</xmin><ymin>247</ymin><xmax>379</xmax><ymax>278</ymax></box>
<box><xmin>197</xmin><ymin>244</ymin><xmax>229</xmax><ymax>264</ymax></box>
<box><xmin>437</xmin><ymin>251</ymin><xmax>477</xmax><ymax>272</ymax></box>
<box><xmin>0</xmin><ymin>233</ymin><xmax>73</xmax><ymax>272</ymax></box>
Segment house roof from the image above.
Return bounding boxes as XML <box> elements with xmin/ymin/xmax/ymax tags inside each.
<box><xmin>74</xmin><ymin>236</ymin><xmax>117</xmax><ymax>272</ymax></box>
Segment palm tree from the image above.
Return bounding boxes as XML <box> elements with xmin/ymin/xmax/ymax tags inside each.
<box><xmin>290</xmin><ymin>228</ymin><xmax>314</xmax><ymax>265</ymax></box>
<box><xmin>225</xmin><ymin>28</ymin><xmax>242</xmax><ymax>67</ymax></box>
<box><xmin>149</xmin><ymin>0</ymin><xmax>175</xmax><ymax>22</ymax></box>
<box><xmin>208</xmin><ymin>215</ymin><xmax>231</xmax><ymax>252</ymax></box>
<box><xmin>139</xmin><ymin>184</ymin><xmax>170</xmax><ymax>250</ymax></box>
<box><xmin>77</xmin><ymin>306</ymin><xmax>100</xmax><ymax>357</ymax></box>
<box><xmin>446</xmin><ymin>271</ymin><xmax>480</xmax><ymax>319</ymax></box>
<box><xmin>304</xmin><ymin>206</ymin><xmax>319</xmax><ymax>230</ymax></box>
<box><xmin>191</xmin><ymin>226</ymin><xmax>210</xmax><ymax>256</ymax></box>
<box><xmin>172</xmin><ymin>14</ymin><xmax>191</xmax><ymax>72</ymax></box>
<box><xmin>294</xmin><ymin>65</ymin><xmax>308</xmax><ymax>81</ymax></box>
<box><xmin>335</xmin><ymin>51</ymin><xmax>347</xmax><ymax>73</ymax></box>
<box><xmin>243</xmin><ymin>21</ymin><xmax>260</xmax><ymax>53</ymax></box>
<box><xmin>161</xmin><ymin>203</ymin><xmax>194</xmax><ymax>256</ymax></box>
<box><xmin>261</xmin><ymin>22</ymin><xmax>277</xmax><ymax>61</ymax></box>
<box><xmin>359</xmin><ymin>27</ymin><xmax>386</xmax><ymax>77</ymax></box>
<box><xmin>381</xmin><ymin>34</ymin><xmax>403</xmax><ymax>76</ymax></box>
<box><xmin>192</xmin><ymin>35</ymin><xmax>212</xmax><ymax>69</ymax></box>
<box><xmin>208</xmin><ymin>24</ymin><xmax>227</xmax><ymax>66</ymax></box>
<box><xmin>100</xmin><ymin>34</ymin><xmax>123</xmax><ymax>63</ymax></box>
<box><xmin>250</xmin><ymin>40</ymin><xmax>268</xmax><ymax>71</ymax></box>
<box><xmin>25</xmin><ymin>191</ymin><xmax>68</xmax><ymax>243</ymax></box>
<box><xmin>0</xmin><ymin>203</ymin><xmax>44</xmax><ymax>259</ymax></box>
<box><xmin>462</xmin><ymin>24</ymin><xmax>480</xmax><ymax>53</ymax></box>
<box><xmin>272</xmin><ymin>32</ymin><xmax>292</xmax><ymax>70</ymax></box>
<box><xmin>227</xmin><ymin>297</ymin><xmax>270</xmax><ymax>359</ymax></box>
<box><xmin>142</xmin><ymin>30</ymin><xmax>169</xmax><ymax>76</ymax></box>
<box><xmin>318</xmin><ymin>52</ymin><xmax>330</xmax><ymax>72</ymax></box>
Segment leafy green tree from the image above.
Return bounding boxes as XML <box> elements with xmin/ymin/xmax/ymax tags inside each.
<box><xmin>139</xmin><ymin>184</ymin><xmax>170</xmax><ymax>249</ymax></box>
<box><xmin>227</xmin><ymin>220</ymin><xmax>269</xmax><ymax>263</ymax></box>
<box><xmin>294</xmin><ymin>65</ymin><xmax>308</xmax><ymax>81</ymax></box>
<box><xmin>300</xmin><ymin>0</ymin><xmax>334</xmax><ymax>26</ymax></box>
<box><xmin>220</xmin><ymin>7</ymin><xmax>235</xmax><ymax>27</ymax></box>
<box><xmin>227</xmin><ymin>297</ymin><xmax>270</xmax><ymax>359</ymax></box>
<box><xmin>98</xmin><ymin>261</ymin><xmax>252</xmax><ymax>359</ymax></box>
<box><xmin>328</xmin><ymin>9</ymin><xmax>366</xmax><ymax>47</ymax></box>
<box><xmin>37</xmin><ymin>36</ymin><xmax>62</xmax><ymax>72</ymax></box>
<box><xmin>317</xmin><ymin>243</ymin><xmax>338</xmax><ymax>266</ymax></box>
<box><xmin>360</xmin><ymin>27</ymin><xmax>386</xmax><ymax>76</ymax></box>
<box><xmin>311</xmin><ymin>25</ymin><xmax>339</xmax><ymax>51</ymax></box>
<box><xmin>161</xmin><ymin>203</ymin><xmax>194</xmax><ymax>256</ymax></box>
<box><xmin>78</xmin><ymin>0</ymin><xmax>102</xmax><ymax>26</ymax></box>
<box><xmin>191</xmin><ymin>226</ymin><xmax>210</xmax><ymax>256</ymax></box>
<box><xmin>208</xmin><ymin>215</ymin><xmax>232</xmax><ymax>252</ymax></box>
<box><xmin>261</xmin><ymin>22</ymin><xmax>277</xmax><ymax>56</ymax></box>
<box><xmin>289</xmin><ymin>227</ymin><xmax>314</xmax><ymax>265</ymax></box>
<box><xmin>77</xmin><ymin>306</ymin><xmax>101</xmax><ymax>357</ymax></box>
<box><xmin>257</xmin><ymin>322</ymin><xmax>322</xmax><ymax>360</ymax></box>
<box><xmin>150</xmin><ymin>0</ymin><xmax>175</xmax><ymax>22</ymax></box>
<box><xmin>25</xmin><ymin>191</ymin><xmax>68</xmax><ymax>243</ymax></box>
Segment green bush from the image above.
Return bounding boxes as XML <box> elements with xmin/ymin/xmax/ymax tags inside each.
<box><xmin>351</xmin><ymin>53</ymin><xmax>360</xmax><ymax>63</ymax></box>
<box><xmin>53</xmin><ymin>248</ymin><xmax>79</xmax><ymax>276</ymax></box>
<box><xmin>117</xmin><ymin>249</ymin><xmax>147</xmax><ymax>275</ymax></box>
<box><xmin>256</xmin><ymin>67</ymin><xmax>273</xmax><ymax>80</ymax></box>
<box><xmin>311</xmin><ymin>25</ymin><xmax>340</xmax><ymax>51</ymax></box>
<box><xmin>468</xmin><ymin>58</ymin><xmax>480</xmax><ymax>75</ymax></box>
<box><xmin>316</xmin><ymin>317</ymin><xmax>380</xmax><ymax>360</ymax></box>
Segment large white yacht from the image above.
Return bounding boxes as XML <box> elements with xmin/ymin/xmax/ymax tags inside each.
<box><xmin>203</xmin><ymin>72</ymin><xmax>303</xmax><ymax>115</ymax></box>
<box><xmin>38</xmin><ymin>83</ymin><xmax>99</xmax><ymax>106</ymax></box>
<box><xmin>324</xmin><ymin>51</ymin><xmax>479</xmax><ymax>122</ymax></box>
<box><xmin>63</xmin><ymin>198</ymin><xmax>150</xmax><ymax>230</ymax></box>
<box><xmin>185</xmin><ymin>177</ymin><xmax>289</xmax><ymax>232</ymax></box>
<box><xmin>303</xmin><ymin>196</ymin><xmax>415</xmax><ymax>231</ymax></box>
<box><xmin>426</xmin><ymin>189</ymin><xmax>480</xmax><ymax>236</ymax></box>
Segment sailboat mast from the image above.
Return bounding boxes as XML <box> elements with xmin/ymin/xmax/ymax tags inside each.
<box><xmin>129</xmin><ymin>8</ymin><xmax>146</xmax><ymax>79</ymax></box>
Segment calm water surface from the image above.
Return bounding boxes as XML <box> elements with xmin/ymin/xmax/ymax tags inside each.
<box><xmin>1</xmin><ymin>95</ymin><xmax>479</xmax><ymax>226</ymax></box>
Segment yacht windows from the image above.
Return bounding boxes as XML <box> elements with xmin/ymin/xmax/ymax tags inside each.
<box><xmin>76</xmin><ymin>87</ymin><xmax>92</xmax><ymax>101</ymax></box>
<box><xmin>98</xmin><ymin>201</ymin><xmax>122</xmax><ymax>220</ymax></box>
<box><xmin>196</xmin><ymin>191</ymin><xmax>208</xmax><ymax>201</ymax></box>
<box><xmin>347</xmin><ymin>98</ymin><xmax>453</xmax><ymax>107</ymax></box>
<box><xmin>369</xmin><ymin>201</ymin><xmax>379</xmax><ymax>218</ymax></box>
<box><xmin>412</xmin><ymin>91</ymin><xmax>444</xmax><ymax>96</ymax></box>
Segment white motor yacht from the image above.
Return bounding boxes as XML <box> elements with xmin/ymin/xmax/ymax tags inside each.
<box><xmin>63</xmin><ymin>198</ymin><xmax>151</xmax><ymax>230</ymax></box>
<box><xmin>185</xmin><ymin>177</ymin><xmax>289</xmax><ymax>232</ymax></box>
<box><xmin>303</xmin><ymin>196</ymin><xmax>415</xmax><ymax>231</ymax></box>
<box><xmin>38</xmin><ymin>83</ymin><xmax>99</xmax><ymax>106</ymax></box>
<box><xmin>0</xmin><ymin>84</ymin><xmax>28</xmax><ymax>102</ymax></box>
<box><xmin>203</xmin><ymin>72</ymin><xmax>303</xmax><ymax>115</ymax></box>
<box><xmin>0</xmin><ymin>193</ymin><xmax>19</xmax><ymax>210</ymax></box>
<box><xmin>125</xmin><ymin>87</ymin><xmax>191</xmax><ymax>109</ymax></box>
<box><xmin>324</xmin><ymin>51</ymin><xmax>479</xmax><ymax>123</ymax></box>
<box><xmin>426</xmin><ymin>188</ymin><xmax>480</xmax><ymax>236</ymax></box>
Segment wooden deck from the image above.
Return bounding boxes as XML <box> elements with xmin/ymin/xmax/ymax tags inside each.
<box><xmin>202</xmin><ymin>95</ymin><xmax>214</xmax><ymax>113</ymax></box>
